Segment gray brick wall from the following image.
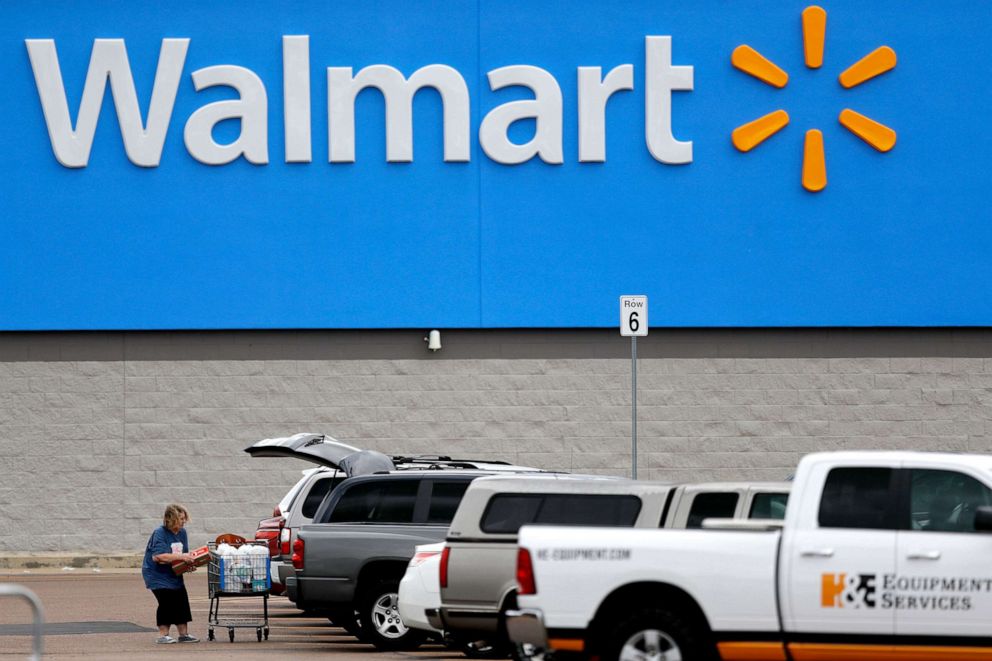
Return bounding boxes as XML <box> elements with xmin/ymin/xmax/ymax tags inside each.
<box><xmin>1</xmin><ymin>329</ymin><xmax>990</xmax><ymax>554</ymax></box>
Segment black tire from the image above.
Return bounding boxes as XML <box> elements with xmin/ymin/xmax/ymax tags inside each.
<box><xmin>228</xmin><ymin>628</ymin><xmax>235</xmax><ymax>643</ymax></box>
<box><xmin>357</xmin><ymin>579</ymin><xmax>426</xmax><ymax>651</ymax></box>
<box><xmin>601</xmin><ymin>607</ymin><xmax>715</xmax><ymax>661</ymax></box>
<box><xmin>328</xmin><ymin>609</ymin><xmax>368</xmax><ymax>641</ymax></box>
<box><xmin>208</xmin><ymin>628</ymin><xmax>215</xmax><ymax>642</ymax></box>
<box><xmin>264</xmin><ymin>627</ymin><xmax>269</xmax><ymax>641</ymax></box>
<box><xmin>257</xmin><ymin>628</ymin><xmax>262</xmax><ymax>642</ymax></box>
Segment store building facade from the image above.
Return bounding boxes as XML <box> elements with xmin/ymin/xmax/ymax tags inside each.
<box><xmin>0</xmin><ymin>0</ymin><xmax>989</xmax><ymax>554</ymax></box>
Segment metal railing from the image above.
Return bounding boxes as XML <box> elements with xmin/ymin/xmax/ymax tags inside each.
<box><xmin>0</xmin><ymin>584</ymin><xmax>44</xmax><ymax>660</ymax></box>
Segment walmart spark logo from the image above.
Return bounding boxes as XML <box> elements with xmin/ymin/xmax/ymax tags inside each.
<box><xmin>731</xmin><ymin>6</ymin><xmax>897</xmax><ymax>192</ymax></box>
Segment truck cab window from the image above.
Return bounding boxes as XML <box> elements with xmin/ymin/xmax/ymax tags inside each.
<box><xmin>909</xmin><ymin>469</ymin><xmax>992</xmax><ymax>533</ymax></box>
<box><xmin>426</xmin><ymin>480</ymin><xmax>472</xmax><ymax>524</ymax></box>
<box><xmin>818</xmin><ymin>467</ymin><xmax>896</xmax><ymax>529</ymax></box>
<box><xmin>749</xmin><ymin>492</ymin><xmax>789</xmax><ymax>520</ymax></box>
<box><xmin>686</xmin><ymin>492</ymin><xmax>739</xmax><ymax>529</ymax></box>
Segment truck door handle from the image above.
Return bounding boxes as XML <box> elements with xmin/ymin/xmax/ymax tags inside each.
<box><xmin>800</xmin><ymin>548</ymin><xmax>835</xmax><ymax>558</ymax></box>
<box><xmin>906</xmin><ymin>550</ymin><xmax>942</xmax><ymax>561</ymax></box>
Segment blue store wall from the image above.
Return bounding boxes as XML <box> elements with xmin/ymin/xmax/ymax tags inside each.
<box><xmin>0</xmin><ymin>0</ymin><xmax>988</xmax><ymax>329</ymax></box>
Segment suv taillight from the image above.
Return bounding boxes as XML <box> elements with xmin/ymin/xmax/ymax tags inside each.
<box><xmin>280</xmin><ymin>528</ymin><xmax>292</xmax><ymax>556</ymax></box>
<box><xmin>439</xmin><ymin>546</ymin><xmax>451</xmax><ymax>588</ymax></box>
<box><xmin>292</xmin><ymin>538</ymin><xmax>305</xmax><ymax>570</ymax></box>
<box><xmin>255</xmin><ymin>529</ymin><xmax>279</xmax><ymax>557</ymax></box>
<box><xmin>409</xmin><ymin>550</ymin><xmax>441</xmax><ymax>567</ymax></box>
<box><xmin>516</xmin><ymin>548</ymin><xmax>537</xmax><ymax>595</ymax></box>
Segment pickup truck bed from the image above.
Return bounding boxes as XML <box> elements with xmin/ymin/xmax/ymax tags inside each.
<box><xmin>293</xmin><ymin>522</ymin><xmax>446</xmax><ymax>608</ymax></box>
<box><xmin>524</xmin><ymin>526</ymin><xmax>780</xmax><ymax>632</ymax></box>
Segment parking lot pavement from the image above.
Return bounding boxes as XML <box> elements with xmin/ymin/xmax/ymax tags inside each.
<box><xmin>0</xmin><ymin>571</ymin><xmax>461</xmax><ymax>660</ymax></box>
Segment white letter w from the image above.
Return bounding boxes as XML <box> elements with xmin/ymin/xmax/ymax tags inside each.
<box><xmin>25</xmin><ymin>38</ymin><xmax>189</xmax><ymax>168</ymax></box>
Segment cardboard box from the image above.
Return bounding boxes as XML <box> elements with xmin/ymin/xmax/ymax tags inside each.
<box><xmin>171</xmin><ymin>545</ymin><xmax>211</xmax><ymax>575</ymax></box>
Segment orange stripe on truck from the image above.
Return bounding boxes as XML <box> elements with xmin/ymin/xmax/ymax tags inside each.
<box><xmin>789</xmin><ymin>643</ymin><xmax>992</xmax><ymax>661</ymax></box>
<box><xmin>718</xmin><ymin>641</ymin><xmax>788</xmax><ymax>660</ymax></box>
<box><xmin>547</xmin><ymin>637</ymin><xmax>584</xmax><ymax>652</ymax></box>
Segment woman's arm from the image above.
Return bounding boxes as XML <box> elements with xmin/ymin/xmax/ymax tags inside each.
<box><xmin>152</xmin><ymin>552</ymin><xmax>193</xmax><ymax>564</ymax></box>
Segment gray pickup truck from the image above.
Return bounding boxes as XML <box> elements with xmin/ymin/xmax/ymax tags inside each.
<box><xmin>289</xmin><ymin>462</ymin><xmax>546</xmax><ymax>651</ymax></box>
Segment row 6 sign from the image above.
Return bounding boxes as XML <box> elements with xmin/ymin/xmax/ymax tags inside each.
<box><xmin>621</xmin><ymin>296</ymin><xmax>648</xmax><ymax>337</ymax></box>
<box><xmin>27</xmin><ymin>36</ymin><xmax>691</xmax><ymax>168</ymax></box>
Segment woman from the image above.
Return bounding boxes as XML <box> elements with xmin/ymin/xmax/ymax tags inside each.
<box><xmin>141</xmin><ymin>503</ymin><xmax>199</xmax><ymax>644</ymax></box>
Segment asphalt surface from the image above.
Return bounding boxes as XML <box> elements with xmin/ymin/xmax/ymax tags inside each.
<box><xmin>0</xmin><ymin>571</ymin><xmax>462</xmax><ymax>660</ymax></box>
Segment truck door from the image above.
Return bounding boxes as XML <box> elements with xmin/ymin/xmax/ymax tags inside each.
<box><xmin>781</xmin><ymin>466</ymin><xmax>898</xmax><ymax>636</ymax></box>
<box><xmin>895</xmin><ymin>465</ymin><xmax>992</xmax><ymax>638</ymax></box>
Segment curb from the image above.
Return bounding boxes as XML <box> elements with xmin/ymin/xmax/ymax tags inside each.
<box><xmin>0</xmin><ymin>553</ymin><xmax>143</xmax><ymax>570</ymax></box>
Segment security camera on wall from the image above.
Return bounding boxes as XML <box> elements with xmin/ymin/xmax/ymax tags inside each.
<box><xmin>425</xmin><ymin>330</ymin><xmax>441</xmax><ymax>351</ymax></box>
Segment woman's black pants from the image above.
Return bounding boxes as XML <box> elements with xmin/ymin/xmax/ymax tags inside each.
<box><xmin>151</xmin><ymin>585</ymin><xmax>192</xmax><ymax>626</ymax></box>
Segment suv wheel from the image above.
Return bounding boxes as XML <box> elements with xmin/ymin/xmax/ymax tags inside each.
<box><xmin>357</xmin><ymin>580</ymin><xmax>425</xmax><ymax>651</ymax></box>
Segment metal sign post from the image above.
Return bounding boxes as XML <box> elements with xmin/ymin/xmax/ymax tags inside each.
<box><xmin>619</xmin><ymin>295</ymin><xmax>648</xmax><ymax>479</ymax></box>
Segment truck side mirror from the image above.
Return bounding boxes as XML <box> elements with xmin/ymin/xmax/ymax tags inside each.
<box><xmin>974</xmin><ymin>506</ymin><xmax>992</xmax><ymax>532</ymax></box>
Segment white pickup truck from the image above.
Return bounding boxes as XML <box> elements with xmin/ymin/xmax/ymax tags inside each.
<box><xmin>508</xmin><ymin>452</ymin><xmax>992</xmax><ymax>661</ymax></box>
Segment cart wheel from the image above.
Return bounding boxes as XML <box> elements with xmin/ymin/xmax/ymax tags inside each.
<box><xmin>229</xmin><ymin>628</ymin><xmax>235</xmax><ymax>643</ymax></box>
<box><xmin>208</xmin><ymin>629</ymin><xmax>215</xmax><ymax>642</ymax></box>
<box><xmin>257</xmin><ymin>628</ymin><xmax>263</xmax><ymax>642</ymax></box>
<box><xmin>264</xmin><ymin>627</ymin><xmax>270</xmax><ymax>641</ymax></box>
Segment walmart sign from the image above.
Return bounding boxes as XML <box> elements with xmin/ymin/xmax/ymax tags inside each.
<box><xmin>0</xmin><ymin>0</ymin><xmax>988</xmax><ymax>329</ymax></box>
<box><xmin>27</xmin><ymin>35</ymin><xmax>691</xmax><ymax>167</ymax></box>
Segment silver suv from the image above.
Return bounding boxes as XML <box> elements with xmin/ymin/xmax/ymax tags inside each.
<box><xmin>434</xmin><ymin>475</ymin><xmax>790</xmax><ymax>653</ymax></box>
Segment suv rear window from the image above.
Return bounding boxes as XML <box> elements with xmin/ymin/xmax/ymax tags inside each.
<box><xmin>300</xmin><ymin>476</ymin><xmax>345</xmax><ymax>519</ymax></box>
<box><xmin>327</xmin><ymin>480</ymin><xmax>419</xmax><ymax>524</ymax></box>
<box><xmin>480</xmin><ymin>494</ymin><xmax>641</xmax><ymax>534</ymax></box>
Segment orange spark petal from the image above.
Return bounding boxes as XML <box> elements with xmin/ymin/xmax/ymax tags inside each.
<box><xmin>839</xmin><ymin>109</ymin><xmax>897</xmax><ymax>152</ymax></box>
<box><xmin>732</xmin><ymin>45</ymin><xmax>789</xmax><ymax>88</ymax></box>
<box><xmin>802</xmin><ymin>129</ymin><xmax>827</xmax><ymax>192</ymax></box>
<box><xmin>732</xmin><ymin>110</ymin><xmax>791</xmax><ymax>152</ymax></box>
<box><xmin>802</xmin><ymin>6</ymin><xmax>827</xmax><ymax>69</ymax></box>
<box><xmin>839</xmin><ymin>46</ymin><xmax>897</xmax><ymax>88</ymax></box>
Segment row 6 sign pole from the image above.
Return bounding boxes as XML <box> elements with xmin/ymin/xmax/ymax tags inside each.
<box><xmin>620</xmin><ymin>295</ymin><xmax>648</xmax><ymax>479</ymax></box>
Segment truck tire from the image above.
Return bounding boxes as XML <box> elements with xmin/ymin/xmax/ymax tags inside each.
<box><xmin>602</xmin><ymin>607</ymin><xmax>715</xmax><ymax>661</ymax></box>
<box><xmin>327</xmin><ymin>609</ymin><xmax>368</xmax><ymax>642</ymax></box>
<box><xmin>357</xmin><ymin>579</ymin><xmax>426</xmax><ymax>651</ymax></box>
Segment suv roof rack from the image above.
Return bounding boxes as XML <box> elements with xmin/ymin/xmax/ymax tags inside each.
<box><xmin>392</xmin><ymin>455</ymin><xmax>511</xmax><ymax>466</ymax></box>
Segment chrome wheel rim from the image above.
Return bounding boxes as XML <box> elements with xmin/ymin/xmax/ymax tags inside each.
<box><xmin>619</xmin><ymin>628</ymin><xmax>681</xmax><ymax>661</ymax></box>
<box><xmin>370</xmin><ymin>592</ymin><xmax>407</xmax><ymax>639</ymax></box>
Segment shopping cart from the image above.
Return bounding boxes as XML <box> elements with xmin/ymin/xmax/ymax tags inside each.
<box><xmin>206</xmin><ymin>541</ymin><xmax>270</xmax><ymax>642</ymax></box>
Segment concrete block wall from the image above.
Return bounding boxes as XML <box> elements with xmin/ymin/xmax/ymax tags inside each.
<box><xmin>0</xmin><ymin>329</ymin><xmax>990</xmax><ymax>554</ymax></box>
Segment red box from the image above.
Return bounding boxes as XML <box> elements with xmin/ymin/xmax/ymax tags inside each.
<box><xmin>171</xmin><ymin>545</ymin><xmax>210</xmax><ymax>575</ymax></box>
